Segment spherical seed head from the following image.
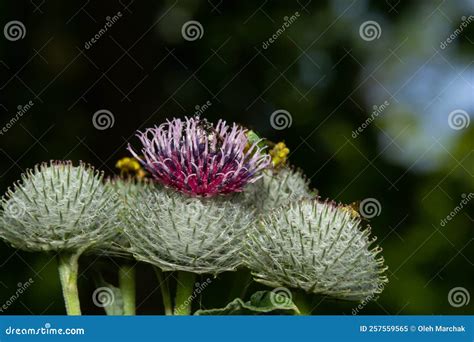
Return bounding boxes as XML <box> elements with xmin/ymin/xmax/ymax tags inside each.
<box><xmin>244</xmin><ymin>167</ymin><xmax>314</xmax><ymax>213</ymax></box>
<box><xmin>128</xmin><ymin>116</ymin><xmax>271</xmax><ymax>197</ymax></box>
<box><xmin>0</xmin><ymin>162</ymin><xmax>120</xmax><ymax>252</ymax></box>
<box><xmin>245</xmin><ymin>199</ymin><xmax>388</xmax><ymax>301</ymax></box>
<box><xmin>125</xmin><ymin>183</ymin><xmax>252</xmax><ymax>274</ymax></box>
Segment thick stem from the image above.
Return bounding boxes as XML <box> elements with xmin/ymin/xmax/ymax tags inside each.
<box><xmin>173</xmin><ymin>271</ymin><xmax>196</xmax><ymax>316</ymax></box>
<box><xmin>154</xmin><ymin>268</ymin><xmax>173</xmax><ymax>316</ymax></box>
<box><xmin>119</xmin><ymin>264</ymin><xmax>136</xmax><ymax>315</ymax></box>
<box><xmin>57</xmin><ymin>252</ymin><xmax>82</xmax><ymax>316</ymax></box>
<box><xmin>292</xmin><ymin>290</ymin><xmax>312</xmax><ymax>315</ymax></box>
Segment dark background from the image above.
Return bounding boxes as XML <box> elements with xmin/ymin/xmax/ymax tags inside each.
<box><xmin>0</xmin><ymin>0</ymin><xmax>472</xmax><ymax>315</ymax></box>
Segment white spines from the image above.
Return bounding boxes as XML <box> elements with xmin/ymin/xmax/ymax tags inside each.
<box><xmin>245</xmin><ymin>199</ymin><xmax>388</xmax><ymax>301</ymax></box>
<box><xmin>125</xmin><ymin>183</ymin><xmax>252</xmax><ymax>275</ymax></box>
<box><xmin>0</xmin><ymin>162</ymin><xmax>120</xmax><ymax>252</ymax></box>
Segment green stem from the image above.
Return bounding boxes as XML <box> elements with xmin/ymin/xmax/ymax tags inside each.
<box><xmin>119</xmin><ymin>264</ymin><xmax>136</xmax><ymax>315</ymax></box>
<box><xmin>57</xmin><ymin>252</ymin><xmax>82</xmax><ymax>316</ymax></box>
<box><xmin>292</xmin><ymin>290</ymin><xmax>312</xmax><ymax>315</ymax></box>
<box><xmin>154</xmin><ymin>268</ymin><xmax>173</xmax><ymax>316</ymax></box>
<box><xmin>173</xmin><ymin>271</ymin><xmax>196</xmax><ymax>316</ymax></box>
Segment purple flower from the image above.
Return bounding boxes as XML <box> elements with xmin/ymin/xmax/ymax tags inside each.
<box><xmin>128</xmin><ymin>117</ymin><xmax>271</xmax><ymax>197</ymax></box>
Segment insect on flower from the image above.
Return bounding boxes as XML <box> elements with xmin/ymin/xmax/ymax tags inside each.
<box><xmin>128</xmin><ymin>116</ymin><xmax>271</xmax><ymax>197</ymax></box>
<box><xmin>269</xmin><ymin>141</ymin><xmax>290</xmax><ymax>168</ymax></box>
<box><xmin>342</xmin><ymin>201</ymin><xmax>371</xmax><ymax>222</ymax></box>
<box><xmin>245</xmin><ymin>130</ymin><xmax>290</xmax><ymax>168</ymax></box>
<box><xmin>116</xmin><ymin>157</ymin><xmax>147</xmax><ymax>180</ymax></box>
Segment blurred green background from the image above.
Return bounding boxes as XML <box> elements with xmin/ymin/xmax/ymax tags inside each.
<box><xmin>0</xmin><ymin>0</ymin><xmax>472</xmax><ymax>315</ymax></box>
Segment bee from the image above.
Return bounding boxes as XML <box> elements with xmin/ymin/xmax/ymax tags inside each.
<box><xmin>197</xmin><ymin>118</ymin><xmax>224</xmax><ymax>150</ymax></box>
<box><xmin>116</xmin><ymin>157</ymin><xmax>147</xmax><ymax>180</ymax></box>
<box><xmin>343</xmin><ymin>201</ymin><xmax>370</xmax><ymax>222</ymax></box>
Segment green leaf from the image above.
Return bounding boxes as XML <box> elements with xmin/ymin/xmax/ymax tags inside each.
<box><xmin>194</xmin><ymin>291</ymin><xmax>299</xmax><ymax>315</ymax></box>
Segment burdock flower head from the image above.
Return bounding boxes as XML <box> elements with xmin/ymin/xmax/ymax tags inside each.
<box><xmin>0</xmin><ymin>161</ymin><xmax>121</xmax><ymax>315</ymax></box>
<box><xmin>128</xmin><ymin>116</ymin><xmax>271</xmax><ymax>197</ymax></box>
<box><xmin>0</xmin><ymin>161</ymin><xmax>119</xmax><ymax>252</ymax></box>
<box><xmin>244</xmin><ymin>199</ymin><xmax>388</xmax><ymax>301</ymax></box>
<box><xmin>125</xmin><ymin>183</ymin><xmax>252</xmax><ymax>274</ymax></box>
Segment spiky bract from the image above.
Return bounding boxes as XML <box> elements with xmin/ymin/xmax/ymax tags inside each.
<box><xmin>0</xmin><ymin>162</ymin><xmax>119</xmax><ymax>252</ymax></box>
<box><xmin>245</xmin><ymin>199</ymin><xmax>388</xmax><ymax>301</ymax></box>
<box><xmin>125</xmin><ymin>183</ymin><xmax>252</xmax><ymax>274</ymax></box>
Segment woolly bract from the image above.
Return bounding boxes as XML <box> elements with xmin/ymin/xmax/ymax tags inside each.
<box><xmin>244</xmin><ymin>167</ymin><xmax>314</xmax><ymax>213</ymax></box>
<box><xmin>97</xmin><ymin>177</ymin><xmax>149</xmax><ymax>256</ymax></box>
<box><xmin>0</xmin><ymin>162</ymin><xmax>119</xmax><ymax>252</ymax></box>
<box><xmin>125</xmin><ymin>183</ymin><xmax>251</xmax><ymax>274</ymax></box>
<box><xmin>245</xmin><ymin>199</ymin><xmax>388</xmax><ymax>301</ymax></box>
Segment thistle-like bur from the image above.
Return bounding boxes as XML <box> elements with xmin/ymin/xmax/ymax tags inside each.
<box><xmin>125</xmin><ymin>183</ymin><xmax>251</xmax><ymax>274</ymax></box>
<box><xmin>245</xmin><ymin>199</ymin><xmax>388</xmax><ymax>301</ymax></box>
<box><xmin>244</xmin><ymin>167</ymin><xmax>314</xmax><ymax>213</ymax></box>
<box><xmin>0</xmin><ymin>162</ymin><xmax>119</xmax><ymax>252</ymax></box>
